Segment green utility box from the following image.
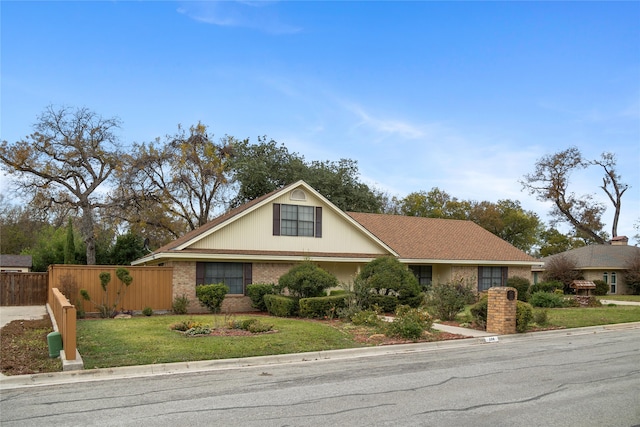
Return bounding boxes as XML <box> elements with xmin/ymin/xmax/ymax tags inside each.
<box><xmin>47</xmin><ymin>331</ymin><xmax>63</xmax><ymax>358</ymax></box>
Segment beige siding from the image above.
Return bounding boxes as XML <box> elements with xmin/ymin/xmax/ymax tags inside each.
<box><xmin>189</xmin><ymin>190</ymin><xmax>388</xmax><ymax>255</ymax></box>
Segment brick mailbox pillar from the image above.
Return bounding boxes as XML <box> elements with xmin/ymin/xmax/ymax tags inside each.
<box><xmin>486</xmin><ymin>287</ymin><xmax>517</xmax><ymax>335</ymax></box>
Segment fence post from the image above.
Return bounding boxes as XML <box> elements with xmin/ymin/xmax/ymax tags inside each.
<box><xmin>62</xmin><ymin>305</ymin><xmax>77</xmax><ymax>361</ymax></box>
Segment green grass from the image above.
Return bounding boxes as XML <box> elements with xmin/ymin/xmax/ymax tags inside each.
<box><xmin>545</xmin><ymin>306</ymin><xmax>640</xmax><ymax>329</ymax></box>
<box><xmin>77</xmin><ymin>314</ymin><xmax>364</xmax><ymax>369</ymax></box>
<box><xmin>597</xmin><ymin>295</ymin><xmax>640</xmax><ymax>302</ymax></box>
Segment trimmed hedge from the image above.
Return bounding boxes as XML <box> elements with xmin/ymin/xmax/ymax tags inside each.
<box><xmin>506</xmin><ymin>276</ymin><xmax>531</xmax><ymax>302</ymax></box>
<box><xmin>529</xmin><ymin>291</ymin><xmax>567</xmax><ymax>308</ymax></box>
<box><xmin>196</xmin><ymin>283</ymin><xmax>229</xmax><ymax>313</ymax></box>
<box><xmin>264</xmin><ymin>294</ymin><xmax>298</xmax><ymax>317</ymax></box>
<box><xmin>356</xmin><ymin>256</ymin><xmax>423</xmax><ymax>312</ymax></box>
<box><xmin>299</xmin><ymin>295</ymin><xmax>348</xmax><ymax>318</ymax></box>
<box><xmin>247</xmin><ymin>283</ymin><xmax>276</xmax><ymax>312</ymax></box>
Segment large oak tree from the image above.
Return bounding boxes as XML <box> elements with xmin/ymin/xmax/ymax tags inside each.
<box><xmin>0</xmin><ymin>106</ymin><xmax>124</xmax><ymax>264</ymax></box>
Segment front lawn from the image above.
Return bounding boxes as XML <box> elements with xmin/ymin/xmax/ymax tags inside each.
<box><xmin>77</xmin><ymin>314</ymin><xmax>366</xmax><ymax>369</ymax></box>
<box><xmin>545</xmin><ymin>305</ymin><xmax>640</xmax><ymax>329</ymax></box>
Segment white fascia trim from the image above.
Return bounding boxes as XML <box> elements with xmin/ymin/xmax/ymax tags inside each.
<box><xmin>132</xmin><ymin>252</ymin><xmax>381</xmax><ymax>265</ymax></box>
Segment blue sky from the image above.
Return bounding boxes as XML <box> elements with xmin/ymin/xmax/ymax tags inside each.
<box><xmin>2</xmin><ymin>1</ymin><xmax>639</xmax><ymax>242</ymax></box>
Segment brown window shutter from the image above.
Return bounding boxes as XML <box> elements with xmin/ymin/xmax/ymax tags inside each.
<box><xmin>196</xmin><ymin>262</ymin><xmax>205</xmax><ymax>285</ymax></box>
<box><xmin>243</xmin><ymin>263</ymin><xmax>252</xmax><ymax>295</ymax></box>
<box><xmin>273</xmin><ymin>203</ymin><xmax>281</xmax><ymax>236</ymax></box>
<box><xmin>502</xmin><ymin>267</ymin><xmax>508</xmax><ymax>286</ymax></box>
<box><xmin>315</xmin><ymin>206</ymin><xmax>322</xmax><ymax>238</ymax></box>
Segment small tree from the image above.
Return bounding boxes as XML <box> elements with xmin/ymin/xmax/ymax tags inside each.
<box><xmin>80</xmin><ymin>268</ymin><xmax>134</xmax><ymax>318</ymax></box>
<box><xmin>196</xmin><ymin>283</ymin><xmax>229</xmax><ymax>313</ymax></box>
<box><xmin>623</xmin><ymin>254</ymin><xmax>640</xmax><ymax>295</ymax></box>
<box><xmin>426</xmin><ymin>279</ymin><xmax>475</xmax><ymax>321</ymax></box>
<box><xmin>543</xmin><ymin>254</ymin><xmax>583</xmax><ymax>293</ymax></box>
<box><xmin>278</xmin><ymin>261</ymin><xmax>338</xmax><ymax>299</ymax></box>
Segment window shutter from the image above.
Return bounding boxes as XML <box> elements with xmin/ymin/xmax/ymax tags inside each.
<box><xmin>243</xmin><ymin>263</ymin><xmax>252</xmax><ymax>295</ymax></box>
<box><xmin>273</xmin><ymin>204</ymin><xmax>281</xmax><ymax>236</ymax></box>
<box><xmin>315</xmin><ymin>206</ymin><xmax>322</xmax><ymax>238</ymax></box>
<box><xmin>502</xmin><ymin>267</ymin><xmax>508</xmax><ymax>286</ymax></box>
<box><xmin>196</xmin><ymin>262</ymin><xmax>205</xmax><ymax>285</ymax></box>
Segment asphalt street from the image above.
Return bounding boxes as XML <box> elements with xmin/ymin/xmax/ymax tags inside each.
<box><xmin>1</xmin><ymin>325</ymin><xmax>639</xmax><ymax>427</ymax></box>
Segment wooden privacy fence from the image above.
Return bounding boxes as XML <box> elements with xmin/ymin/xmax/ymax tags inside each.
<box><xmin>48</xmin><ymin>264</ymin><xmax>174</xmax><ymax>314</ymax></box>
<box><xmin>49</xmin><ymin>288</ymin><xmax>77</xmax><ymax>361</ymax></box>
<box><xmin>1</xmin><ymin>272</ymin><xmax>48</xmax><ymax>306</ymax></box>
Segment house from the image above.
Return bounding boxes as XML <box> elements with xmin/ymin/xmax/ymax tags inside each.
<box><xmin>533</xmin><ymin>236</ymin><xmax>640</xmax><ymax>295</ymax></box>
<box><xmin>132</xmin><ymin>181</ymin><xmax>541</xmax><ymax>312</ymax></box>
<box><xmin>0</xmin><ymin>255</ymin><xmax>33</xmax><ymax>272</ymax></box>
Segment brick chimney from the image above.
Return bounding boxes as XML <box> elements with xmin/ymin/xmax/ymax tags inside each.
<box><xmin>611</xmin><ymin>236</ymin><xmax>628</xmax><ymax>246</ymax></box>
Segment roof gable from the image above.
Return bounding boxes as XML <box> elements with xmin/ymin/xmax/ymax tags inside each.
<box><xmin>138</xmin><ymin>181</ymin><xmax>394</xmax><ymax>263</ymax></box>
<box><xmin>347</xmin><ymin>212</ymin><xmax>538</xmax><ymax>263</ymax></box>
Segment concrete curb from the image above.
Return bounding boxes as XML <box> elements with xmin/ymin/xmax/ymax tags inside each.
<box><xmin>2</xmin><ymin>321</ymin><xmax>639</xmax><ymax>390</ymax></box>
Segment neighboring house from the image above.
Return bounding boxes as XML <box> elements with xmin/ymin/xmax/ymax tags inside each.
<box><xmin>132</xmin><ymin>181</ymin><xmax>541</xmax><ymax>312</ymax></box>
<box><xmin>0</xmin><ymin>255</ymin><xmax>33</xmax><ymax>272</ymax></box>
<box><xmin>533</xmin><ymin>236</ymin><xmax>640</xmax><ymax>295</ymax></box>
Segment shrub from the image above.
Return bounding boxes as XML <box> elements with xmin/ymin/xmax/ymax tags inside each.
<box><xmin>227</xmin><ymin>318</ymin><xmax>274</xmax><ymax>333</ymax></box>
<box><xmin>355</xmin><ymin>257</ymin><xmax>423</xmax><ymax>312</ymax></box>
<box><xmin>142</xmin><ymin>306</ymin><xmax>153</xmax><ymax>316</ymax></box>
<box><xmin>278</xmin><ymin>262</ymin><xmax>338</xmax><ymax>299</ymax></box>
<box><xmin>532</xmin><ymin>308</ymin><xmax>548</xmax><ymax>326</ymax></box>
<box><xmin>264</xmin><ymin>294</ymin><xmax>298</xmax><ymax>317</ymax></box>
<box><xmin>592</xmin><ymin>280</ymin><xmax>609</xmax><ymax>296</ymax></box>
<box><xmin>529</xmin><ymin>280</ymin><xmax>564</xmax><ymax>295</ymax></box>
<box><xmin>184</xmin><ymin>326</ymin><xmax>212</xmax><ymax>336</ymax></box>
<box><xmin>170</xmin><ymin>319</ymin><xmax>204</xmax><ymax>332</ymax></box>
<box><xmin>385</xmin><ymin>305</ymin><xmax>433</xmax><ymax>340</ymax></box>
<box><xmin>196</xmin><ymin>283</ymin><xmax>229</xmax><ymax>313</ymax></box>
<box><xmin>516</xmin><ymin>301</ymin><xmax>533</xmax><ymax>333</ymax></box>
<box><xmin>299</xmin><ymin>295</ymin><xmax>348</xmax><ymax>318</ymax></box>
<box><xmin>80</xmin><ymin>269</ymin><xmax>134</xmax><ymax>318</ymax></box>
<box><xmin>172</xmin><ymin>294</ymin><xmax>190</xmax><ymax>314</ymax></box>
<box><xmin>427</xmin><ymin>280</ymin><xmax>476</xmax><ymax>321</ymax></box>
<box><xmin>506</xmin><ymin>276</ymin><xmax>531</xmax><ymax>302</ymax></box>
<box><xmin>350</xmin><ymin>309</ymin><xmax>384</xmax><ymax>327</ymax></box>
<box><xmin>246</xmin><ymin>283</ymin><xmax>276</xmax><ymax>312</ymax></box>
<box><xmin>529</xmin><ymin>291</ymin><xmax>567</xmax><ymax>308</ymax></box>
<box><xmin>470</xmin><ymin>295</ymin><xmax>488</xmax><ymax>329</ymax></box>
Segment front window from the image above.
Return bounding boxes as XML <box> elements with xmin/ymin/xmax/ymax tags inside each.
<box><xmin>409</xmin><ymin>265</ymin><xmax>433</xmax><ymax>290</ymax></box>
<box><xmin>200</xmin><ymin>262</ymin><xmax>244</xmax><ymax>294</ymax></box>
<box><xmin>478</xmin><ymin>266</ymin><xmax>507</xmax><ymax>292</ymax></box>
<box><xmin>611</xmin><ymin>272</ymin><xmax>617</xmax><ymax>294</ymax></box>
<box><xmin>281</xmin><ymin>204</ymin><xmax>315</xmax><ymax>236</ymax></box>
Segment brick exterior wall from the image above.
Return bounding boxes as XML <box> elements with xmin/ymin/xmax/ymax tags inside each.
<box><xmin>486</xmin><ymin>287</ymin><xmax>517</xmax><ymax>335</ymax></box>
<box><xmin>253</xmin><ymin>262</ymin><xmax>295</xmax><ymax>284</ymax></box>
<box><xmin>168</xmin><ymin>261</ymin><xmax>299</xmax><ymax>313</ymax></box>
<box><xmin>450</xmin><ymin>265</ymin><xmax>478</xmax><ymax>287</ymax></box>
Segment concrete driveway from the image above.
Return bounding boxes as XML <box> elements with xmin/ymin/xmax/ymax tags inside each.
<box><xmin>0</xmin><ymin>306</ymin><xmax>48</xmax><ymax>328</ymax></box>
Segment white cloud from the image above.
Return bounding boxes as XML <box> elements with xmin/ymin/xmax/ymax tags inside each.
<box><xmin>176</xmin><ymin>1</ymin><xmax>301</xmax><ymax>34</ymax></box>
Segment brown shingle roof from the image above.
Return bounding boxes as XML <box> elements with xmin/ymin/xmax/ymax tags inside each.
<box><xmin>347</xmin><ymin>212</ymin><xmax>537</xmax><ymax>262</ymax></box>
<box><xmin>541</xmin><ymin>244</ymin><xmax>640</xmax><ymax>269</ymax></box>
